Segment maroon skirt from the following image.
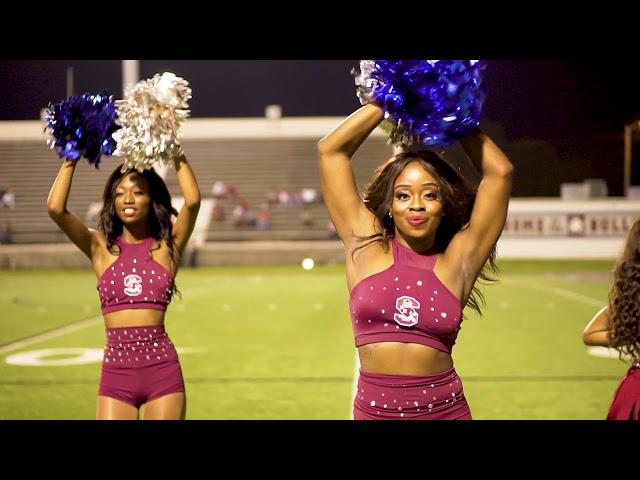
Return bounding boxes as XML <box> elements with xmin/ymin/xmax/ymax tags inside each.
<box><xmin>607</xmin><ymin>364</ymin><xmax>640</xmax><ymax>420</ymax></box>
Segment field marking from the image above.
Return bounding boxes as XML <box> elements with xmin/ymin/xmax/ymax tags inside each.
<box><xmin>0</xmin><ymin>284</ymin><xmax>219</xmax><ymax>357</ymax></box>
<box><xmin>4</xmin><ymin>346</ymin><xmax>209</xmax><ymax>367</ymax></box>
<box><xmin>6</xmin><ymin>347</ymin><xmax>105</xmax><ymax>366</ymax></box>
<box><xmin>501</xmin><ymin>278</ymin><xmax>604</xmax><ymax>308</ymax></box>
<box><xmin>461</xmin><ymin>374</ymin><xmax>620</xmax><ymax>381</ymax></box>
<box><xmin>0</xmin><ymin>316</ymin><xmax>103</xmax><ymax>356</ymax></box>
<box><xmin>497</xmin><ymin>280</ymin><xmax>628</xmax><ymax>365</ymax></box>
<box><xmin>0</xmin><ymin>376</ymin><xmax>354</xmax><ymax>386</ymax></box>
<box><xmin>586</xmin><ymin>346</ymin><xmax>633</xmax><ymax>362</ymax></box>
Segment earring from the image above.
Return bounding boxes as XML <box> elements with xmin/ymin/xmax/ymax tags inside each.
<box><xmin>388</xmin><ymin>211</ymin><xmax>393</xmax><ymax>218</ymax></box>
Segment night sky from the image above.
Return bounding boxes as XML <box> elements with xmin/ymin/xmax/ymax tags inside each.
<box><xmin>1</xmin><ymin>60</ymin><xmax>639</xmax><ymax>194</ymax></box>
<box><xmin>1</xmin><ymin>60</ymin><xmax>639</xmax><ymax>138</ymax></box>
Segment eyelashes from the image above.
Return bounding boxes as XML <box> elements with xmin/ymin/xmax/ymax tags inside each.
<box><xmin>394</xmin><ymin>192</ymin><xmax>440</xmax><ymax>201</ymax></box>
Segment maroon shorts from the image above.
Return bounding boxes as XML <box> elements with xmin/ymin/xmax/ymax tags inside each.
<box><xmin>98</xmin><ymin>325</ymin><xmax>185</xmax><ymax>408</ymax></box>
<box><xmin>353</xmin><ymin>367</ymin><xmax>471</xmax><ymax>420</ymax></box>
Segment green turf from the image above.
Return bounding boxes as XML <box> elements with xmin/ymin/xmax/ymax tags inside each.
<box><xmin>0</xmin><ymin>261</ymin><xmax>628</xmax><ymax>419</ymax></box>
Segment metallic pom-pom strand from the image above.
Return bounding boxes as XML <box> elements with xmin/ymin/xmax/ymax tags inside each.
<box><xmin>113</xmin><ymin>72</ymin><xmax>192</xmax><ymax>172</ymax></box>
<box><xmin>354</xmin><ymin>60</ymin><xmax>487</xmax><ymax>147</ymax></box>
<box><xmin>44</xmin><ymin>92</ymin><xmax>120</xmax><ymax>168</ymax></box>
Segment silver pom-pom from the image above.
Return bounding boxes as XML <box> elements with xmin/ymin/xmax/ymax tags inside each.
<box><xmin>353</xmin><ymin>60</ymin><xmax>380</xmax><ymax>106</ymax></box>
<box><xmin>112</xmin><ymin>72</ymin><xmax>192</xmax><ymax>172</ymax></box>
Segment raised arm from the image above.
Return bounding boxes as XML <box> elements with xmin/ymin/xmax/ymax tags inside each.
<box><xmin>171</xmin><ymin>153</ymin><xmax>201</xmax><ymax>255</ymax></box>
<box><xmin>445</xmin><ymin>129</ymin><xmax>514</xmax><ymax>295</ymax></box>
<box><xmin>47</xmin><ymin>159</ymin><xmax>102</xmax><ymax>260</ymax></box>
<box><xmin>317</xmin><ymin>104</ymin><xmax>384</xmax><ymax>244</ymax></box>
<box><xmin>583</xmin><ymin>306</ymin><xmax>613</xmax><ymax>347</ymax></box>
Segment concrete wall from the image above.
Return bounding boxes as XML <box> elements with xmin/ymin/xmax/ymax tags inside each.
<box><xmin>0</xmin><ymin>241</ymin><xmax>346</xmax><ymax>270</ymax></box>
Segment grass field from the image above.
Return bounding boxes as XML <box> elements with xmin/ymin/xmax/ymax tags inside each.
<box><xmin>0</xmin><ymin>259</ymin><xmax>627</xmax><ymax>419</ymax></box>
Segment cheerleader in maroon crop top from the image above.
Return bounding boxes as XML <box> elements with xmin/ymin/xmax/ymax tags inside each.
<box><xmin>48</xmin><ymin>151</ymin><xmax>201</xmax><ymax>420</ymax></box>
<box><xmin>319</xmin><ymin>101</ymin><xmax>513</xmax><ymax>419</ymax></box>
<box><xmin>583</xmin><ymin>218</ymin><xmax>640</xmax><ymax>420</ymax></box>
<box><xmin>98</xmin><ymin>236</ymin><xmax>175</xmax><ymax>315</ymax></box>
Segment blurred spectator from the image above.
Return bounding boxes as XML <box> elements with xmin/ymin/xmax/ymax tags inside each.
<box><xmin>300</xmin><ymin>188</ymin><xmax>318</xmax><ymax>204</ymax></box>
<box><xmin>327</xmin><ymin>220</ymin><xmax>339</xmax><ymax>240</ymax></box>
<box><xmin>85</xmin><ymin>202</ymin><xmax>102</xmax><ymax>226</ymax></box>
<box><xmin>278</xmin><ymin>190</ymin><xmax>290</xmax><ymax>206</ymax></box>
<box><xmin>0</xmin><ymin>222</ymin><xmax>12</xmax><ymax>244</ymax></box>
<box><xmin>256</xmin><ymin>204</ymin><xmax>272</xmax><ymax>230</ymax></box>
<box><xmin>226</xmin><ymin>185</ymin><xmax>239</xmax><ymax>200</ymax></box>
<box><xmin>211</xmin><ymin>200</ymin><xmax>225</xmax><ymax>222</ymax></box>
<box><xmin>1</xmin><ymin>187</ymin><xmax>15</xmax><ymax>208</ymax></box>
<box><xmin>232</xmin><ymin>200</ymin><xmax>256</xmax><ymax>227</ymax></box>
<box><xmin>300</xmin><ymin>211</ymin><xmax>314</xmax><ymax>227</ymax></box>
<box><xmin>265</xmin><ymin>190</ymin><xmax>278</xmax><ymax>207</ymax></box>
<box><xmin>211</xmin><ymin>180</ymin><xmax>227</xmax><ymax>199</ymax></box>
<box><xmin>292</xmin><ymin>192</ymin><xmax>304</xmax><ymax>206</ymax></box>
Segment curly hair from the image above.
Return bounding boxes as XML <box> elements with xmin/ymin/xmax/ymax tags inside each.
<box><xmin>354</xmin><ymin>150</ymin><xmax>497</xmax><ymax>316</ymax></box>
<box><xmin>609</xmin><ymin>217</ymin><xmax>640</xmax><ymax>364</ymax></box>
<box><xmin>98</xmin><ymin>164</ymin><xmax>181</xmax><ymax>300</ymax></box>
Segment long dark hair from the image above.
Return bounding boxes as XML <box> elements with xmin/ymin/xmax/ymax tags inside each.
<box><xmin>98</xmin><ymin>164</ymin><xmax>181</xmax><ymax>299</ymax></box>
<box><xmin>355</xmin><ymin>150</ymin><xmax>497</xmax><ymax>316</ymax></box>
<box><xmin>609</xmin><ymin>217</ymin><xmax>640</xmax><ymax>364</ymax></box>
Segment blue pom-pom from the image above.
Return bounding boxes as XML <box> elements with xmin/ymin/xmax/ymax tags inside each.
<box><xmin>354</xmin><ymin>60</ymin><xmax>487</xmax><ymax>147</ymax></box>
<box><xmin>44</xmin><ymin>92</ymin><xmax>120</xmax><ymax>168</ymax></box>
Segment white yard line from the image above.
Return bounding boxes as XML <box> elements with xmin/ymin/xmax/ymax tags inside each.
<box><xmin>0</xmin><ymin>284</ymin><xmax>217</xmax><ymax>356</ymax></box>
<box><xmin>0</xmin><ymin>316</ymin><xmax>103</xmax><ymax>356</ymax></box>
<box><xmin>502</xmin><ymin>278</ymin><xmax>604</xmax><ymax>308</ymax></box>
